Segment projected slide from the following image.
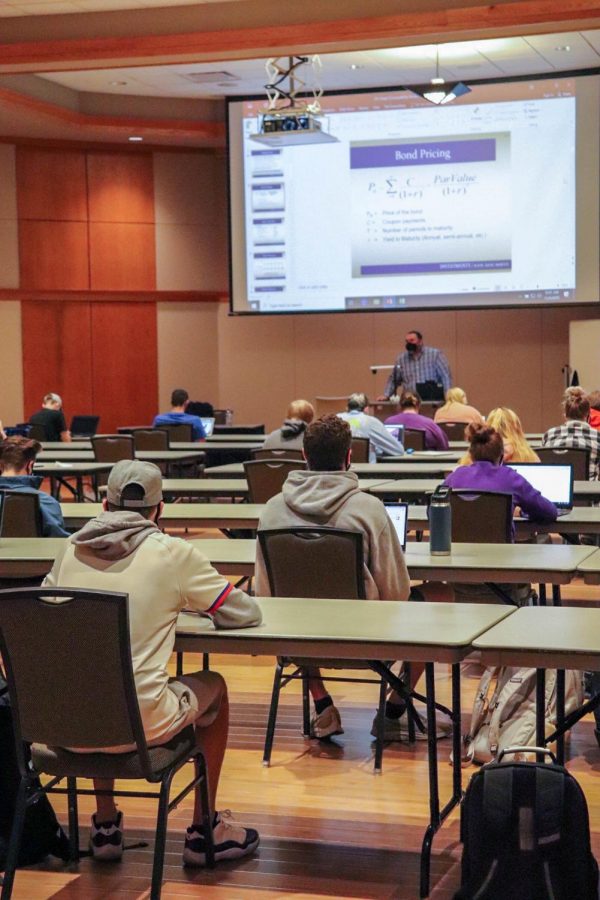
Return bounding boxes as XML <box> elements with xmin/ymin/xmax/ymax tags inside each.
<box><xmin>350</xmin><ymin>135</ymin><xmax>511</xmax><ymax>277</ymax></box>
<box><xmin>228</xmin><ymin>78</ymin><xmax>587</xmax><ymax>313</ymax></box>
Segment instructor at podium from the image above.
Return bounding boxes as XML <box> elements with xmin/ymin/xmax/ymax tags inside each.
<box><xmin>379</xmin><ymin>329</ymin><xmax>452</xmax><ymax>399</ymax></box>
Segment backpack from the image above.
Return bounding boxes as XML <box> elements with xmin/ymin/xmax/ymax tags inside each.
<box><xmin>0</xmin><ymin>676</ymin><xmax>70</xmax><ymax>868</ymax></box>
<box><xmin>461</xmin><ymin>667</ymin><xmax>584</xmax><ymax>765</ymax></box>
<box><xmin>455</xmin><ymin>753</ymin><xmax>599</xmax><ymax>899</ymax></box>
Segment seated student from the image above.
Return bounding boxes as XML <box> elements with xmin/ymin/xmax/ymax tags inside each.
<box><xmin>385</xmin><ymin>391</ymin><xmax>449</xmax><ymax>450</ymax></box>
<box><xmin>459</xmin><ymin>407</ymin><xmax>539</xmax><ymax>466</ymax></box>
<box><xmin>586</xmin><ymin>390</ymin><xmax>600</xmax><ymax>431</ymax></box>
<box><xmin>29</xmin><ymin>392</ymin><xmax>71</xmax><ymax>442</ymax></box>
<box><xmin>338</xmin><ymin>392</ymin><xmax>404</xmax><ymax>462</ymax></box>
<box><xmin>153</xmin><ymin>388</ymin><xmax>206</xmax><ymax>441</ymax></box>
<box><xmin>0</xmin><ymin>420</ymin><xmax>5</xmax><ymax>440</ymax></box>
<box><xmin>0</xmin><ymin>436</ymin><xmax>69</xmax><ymax>537</ymax></box>
<box><xmin>543</xmin><ymin>387</ymin><xmax>600</xmax><ymax>479</ymax></box>
<box><xmin>443</xmin><ymin>424</ymin><xmax>557</xmax><ymax>604</ymax></box>
<box><xmin>263</xmin><ymin>399</ymin><xmax>315</xmax><ymax>452</ymax></box>
<box><xmin>42</xmin><ymin>460</ymin><xmax>261</xmax><ymax>867</ymax></box>
<box><xmin>255</xmin><ymin>414</ymin><xmax>413</xmax><ymax>740</ymax></box>
<box><xmin>434</xmin><ymin>387</ymin><xmax>484</xmax><ymax>427</ymax></box>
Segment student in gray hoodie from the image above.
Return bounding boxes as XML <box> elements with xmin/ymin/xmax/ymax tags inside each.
<box><xmin>43</xmin><ymin>460</ymin><xmax>261</xmax><ymax>869</ymax></box>
<box><xmin>255</xmin><ymin>414</ymin><xmax>411</xmax><ymax>740</ymax></box>
<box><xmin>262</xmin><ymin>399</ymin><xmax>315</xmax><ymax>452</ymax></box>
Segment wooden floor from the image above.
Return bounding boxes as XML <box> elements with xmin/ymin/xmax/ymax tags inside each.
<box><xmin>8</xmin><ymin>518</ymin><xmax>600</xmax><ymax>898</ymax></box>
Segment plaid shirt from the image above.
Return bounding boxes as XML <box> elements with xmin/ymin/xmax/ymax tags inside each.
<box><xmin>385</xmin><ymin>345</ymin><xmax>452</xmax><ymax>397</ymax></box>
<box><xmin>542</xmin><ymin>420</ymin><xmax>600</xmax><ymax>480</ymax></box>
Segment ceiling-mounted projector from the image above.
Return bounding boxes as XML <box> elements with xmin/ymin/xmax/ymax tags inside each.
<box><xmin>250</xmin><ymin>109</ymin><xmax>338</xmax><ymax>146</ymax></box>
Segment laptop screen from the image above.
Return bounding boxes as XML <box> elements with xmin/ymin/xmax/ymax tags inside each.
<box><xmin>200</xmin><ymin>417</ymin><xmax>215</xmax><ymax>437</ymax></box>
<box><xmin>506</xmin><ymin>463</ymin><xmax>573</xmax><ymax>508</ymax></box>
<box><xmin>69</xmin><ymin>415</ymin><xmax>99</xmax><ymax>437</ymax></box>
<box><xmin>385</xmin><ymin>423</ymin><xmax>405</xmax><ymax>444</ymax></box>
<box><xmin>384</xmin><ymin>502</ymin><xmax>408</xmax><ymax>550</ymax></box>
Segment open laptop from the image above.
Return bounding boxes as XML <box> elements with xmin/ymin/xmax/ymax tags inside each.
<box><xmin>69</xmin><ymin>415</ymin><xmax>100</xmax><ymax>438</ymax></box>
<box><xmin>200</xmin><ymin>417</ymin><xmax>215</xmax><ymax>437</ymax></box>
<box><xmin>416</xmin><ymin>381</ymin><xmax>445</xmax><ymax>402</ymax></box>
<box><xmin>385</xmin><ymin>423</ymin><xmax>405</xmax><ymax>445</ymax></box>
<box><xmin>506</xmin><ymin>463</ymin><xmax>574</xmax><ymax>516</ymax></box>
<box><xmin>384</xmin><ymin>502</ymin><xmax>408</xmax><ymax>550</ymax></box>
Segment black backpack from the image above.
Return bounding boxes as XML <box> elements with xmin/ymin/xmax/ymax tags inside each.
<box><xmin>0</xmin><ymin>676</ymin><xmax>70</xmax><ymax>868</ymax></box>
<box><xmin>455</xmin><ymin>751</ymin><xmax>599</xmax><ymax>900</ymax></box>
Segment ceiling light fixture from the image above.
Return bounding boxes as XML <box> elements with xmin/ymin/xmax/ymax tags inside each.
<box><xmin>554</xmin><ymin>45</ymin><xmax>571</xmax><ymax>52</ymax></box>
<box><xmin>405</xmin><ymin>46</ymin><xmax>471</xmax><ymax>105</ymax></box>
<box><xmin>110</xmin><ymin>80</ymin><xmax>128</xmax><ymax>86</ymax></box>
<box><xmin>128</xmin><ymin>136</ymin><xmax>144</xmax><ymax>142</ymax></box>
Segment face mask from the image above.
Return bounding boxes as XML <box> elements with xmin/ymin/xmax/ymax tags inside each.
<box><xmin>405</xmin><ymin>341</ymin><xmax>418</xmax><ymax>353</ymax></box>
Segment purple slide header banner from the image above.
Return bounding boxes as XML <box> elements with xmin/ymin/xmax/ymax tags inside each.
<box><xmin>361</xmin><ymin>259</ymin><xmax>511</xmax><ymax>275</ymax></box>
<box><xmin>350</xmin><ymin>139</ymin><xmax>496</xmax><ymax>169</ymax></box>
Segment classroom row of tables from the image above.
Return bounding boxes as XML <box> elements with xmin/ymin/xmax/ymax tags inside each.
<box><xmin>2</xmin><ymin>533</ymin><xmax>600</xmax><ymax>896</ymax></box>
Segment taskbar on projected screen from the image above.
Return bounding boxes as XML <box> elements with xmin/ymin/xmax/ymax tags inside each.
<box><xmin>345</xmin><ymin>288</ymin><xmax>575</xmax><ymax>310</ymax></box>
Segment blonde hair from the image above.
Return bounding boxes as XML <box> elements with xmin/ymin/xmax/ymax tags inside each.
<box><xmin>287</xmin><ymin>399</ymin><xmax>314</xmax><ymax>424</ymax></box>
<box><xmin>438</xmin><ymin>386</ymin><xmax>467</xmax><ymax>415</ymax></box>
<box><xmin>485</xmin><ymin>407</ymin><xmax>539</xmax><ymax>463</ymax></box>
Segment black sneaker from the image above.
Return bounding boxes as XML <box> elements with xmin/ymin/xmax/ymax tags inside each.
<box><xmin>183</xmin><ymin>811</ymin><xmax>259</xmax><ymax>867</ymax></box>
<box><xmin>89</xmin><ymin>811</ymin><xmax>124</xmax><ymax>861</ymax></box>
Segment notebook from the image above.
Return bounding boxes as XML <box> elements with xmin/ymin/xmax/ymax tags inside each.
<box><xmin>69</xmin><ymin>415</ymin><xmax>100</xmax><ymax>438</ymax></box>
<box><xmin>506</xmin><ymin>463</ymin><xmax>573</xmax><ymax>515</ymax></box>
<box><xmin>200</xmin><ymin>417</ymin><xmax>215</xmax><ymax>437</ymax></box>
<box><xmin>384</xmin><ymin>502</ymin><xmax>408</xmax><ymax>550</ymax></box>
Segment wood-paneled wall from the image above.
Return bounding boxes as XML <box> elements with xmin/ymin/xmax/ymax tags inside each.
<box><xmin>17</xmin><ymin>147</ymin><xmax>158</xmax><ymax>431</ymax></box>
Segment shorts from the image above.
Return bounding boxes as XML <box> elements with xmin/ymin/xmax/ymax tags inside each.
<box><xmin>151</xmin><ymin>670</ymin><xmax>227</xmax><ymax>747</ymax></box>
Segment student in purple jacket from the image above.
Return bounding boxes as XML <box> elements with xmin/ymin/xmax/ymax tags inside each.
<box><xmin>444</xmin><ymin>423</ymin><xmax>557</xmax><ymax>537</ymax></box>
<box><xmin>385</xmin><ymin>391</ymin><xmax>449</xmax><ymax>450</ymax></box>
<box><xmin>442</xmin><ymin>423</ymin><xmax>557</xmax><ymax>603</ymax></box>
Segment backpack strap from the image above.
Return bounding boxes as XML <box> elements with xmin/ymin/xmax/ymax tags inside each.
<box><xmin>483</xmin><ymin>765</ymin><xmax>514</xmax><ymax>839</ymax></box>
<box><xmin>535</xmin><ymin>767</ymin><xmax>564</xmax><ymax>850</ymax></box>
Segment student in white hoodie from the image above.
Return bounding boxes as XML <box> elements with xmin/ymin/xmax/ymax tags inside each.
<box><xmin>255</xmin><ymin>414</ymin><xmax>411</xmax><ymax>739</ymax></box>
<box><xmin>43</xmin><ymin>460</ymin><xmax>261</xmax><ymax>869</ymax></box>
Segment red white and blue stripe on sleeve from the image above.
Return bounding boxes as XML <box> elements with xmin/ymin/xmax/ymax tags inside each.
<box><xmin>206</xmin><ymin>582</ymin><xmax>234</xmax><ymax>616</ymax></box>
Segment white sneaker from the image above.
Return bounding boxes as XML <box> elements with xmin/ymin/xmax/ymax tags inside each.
<box><xmin>310</xmin><ymin>704</ymin><xmax>344</xmax><ymax>738</ymax></box>
<box><xmin>89</xmin><ymin>811</ymin><xmax>124</xmax><ymax>861</ymax></box>
<box><xmin>183</xmin><ymin>811</ymin><xmax>260</xmax><ymax>867</ymax></box>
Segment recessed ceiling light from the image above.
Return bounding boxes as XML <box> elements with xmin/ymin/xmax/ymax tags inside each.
<box><xmin>128</xmin><ymin>136</ymin><xmax>144</xmax><ymax>142</ymax></box>
<box><xmin>555</xmin><ymin>45</ymin><xmax>571</xmax><ymax>52</ymax></box>
<box><xmin>350</xmin><ymin>64</ymin><xmax>364</xmax><ymax>70</ymax></box>
<box><xmin>110</xmin><ymin>80</ymin><xmax>128</xmax><ymax>86</ymax></box>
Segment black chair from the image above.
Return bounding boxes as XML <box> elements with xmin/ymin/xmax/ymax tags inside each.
<box><xmin>0</xmin><ymin>491</ymin><xmax>43</xmax><ymax>538</ymax></box>
<box><xmin>243</xmin><ymin>459</ymin><xmax>306</xmax><ymax>503</ymax></box>
<box><xmin>450</xmin><ymin>490</ymin><xmax>513</xmax><ymax>543</ymax></box>
<box><xmin>27</xmin><ymin>424</ymin><xmax>47</xmax><ymax>442</ymax></box>
<box><xmin>0</xmin><ymin>587</ymin><xmax>214</xmax><ymax>900</ymax></box>
<box><xmin>258</xmin><ymin>527</ymin><xmax>391</xmax><ymax>772</ymax></box>
<box><xmin>250</xmin><ymin>448</ymin><xmax>304</xmax><ymax>461</ymax></box>
<box><xmin>537</xmin><ymin>446</ymin><xmax>590</xmax><ymax>481</ymax></box>
<box><xmin>438</xmin><ymin>422</ymin><xmax>468</xmax><ymax>442</ymax></box>
<box><xmin>134</xmin><ymin>430</ymin><xmax>169</xmax><ymax>452</ymax></box>
<box><xmin>156</xmin><ymin>423</ymin><xmax>193</xmax><ymax>443</ymax></box>
<box><xmin>404</xmin><ymin>429</ymin><xmax>426</xmax><ymax>451</ymax></box>
<box><xmin>350</xmin><ymin>437</ymin><xmax>370</xmax><ymax>463</ymax></box>
<box><xmin>92</xmin><ymin>435</ymin><xmax>135</xmax><ymax>490</ymax></box>
<box><xmin>212</xmin><ymin>410</ymin><xmax>229</xmax><ymax>426</ymax></box>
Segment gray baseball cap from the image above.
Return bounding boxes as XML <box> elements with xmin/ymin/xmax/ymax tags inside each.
<box><xmin>107</xmin><ymin>460</ymin><xmax>163</xmax><ymax>508</ymax></box>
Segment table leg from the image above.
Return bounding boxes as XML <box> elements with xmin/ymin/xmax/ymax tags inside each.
<box><xmin>552</xmin><ymin>585</ymin><xmax>562</xmax><ymax>607</ymax></box>
<box><xmin>536</xmin><ymin>668</ymin><xmax>546</xmax><ymax>760</ymax></box>
<box><xmin>555</xmin><ymin>669</ymin><xmax>565</xmax><ymax>765</ymax></box>
<box><xmin>538</xmin><ymin>583</ymin><xmax>547</xmax><ymax>606</ymax></box>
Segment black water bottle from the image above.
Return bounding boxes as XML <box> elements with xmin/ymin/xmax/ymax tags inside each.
<box><xmin>429</xmin><ymin>485</ymin><xmax>452</xmax><ymax>556</ymax></box>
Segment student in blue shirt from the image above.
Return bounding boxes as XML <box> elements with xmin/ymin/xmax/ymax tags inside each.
<box><xmin>152</xmin><ymin>388</ymin><xmax>206</xmax><ymax>441</ymax></box>
<box><xmin>0</xmin><ymin>436</ymin><xmax>69</xmax><ymax>537</ymax></box>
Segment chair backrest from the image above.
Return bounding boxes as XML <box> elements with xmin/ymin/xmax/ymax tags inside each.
<box><xmin>213</xmin><ymin>409</ymin><xmax>229</xmax><ymax>425</ymax></box>
<box><xmin>243</xmin><ymin>459</ymin><xmax>307</xmax><ymax>503</ymax></box>
<box><xmin>258</xmin><ymin>527</ymin><xmax>365</xmax><ymax>599</ymax></box>
<box><xmin>536</xmin><ymin>446</ymin><xmax>590</xmax><ymax>481</ymax></box>
<box><xmin>438</xmin><ymin>421</ymin><xmax>468</xmax><ymax>442</ymax></box>
<box><xmin>28</xmin><ymin>423</ymin><xmax>47</xmax><ymax>442</ymax></box>
<box><xmin>0</xmin><ymin>587</ymin><xmax>155</xmax><ymax>778</ymax></box>
<box><xmin>92</xmin><ymin>435</ymin><xmax>135</xmax><ymax>462</ymax></box>
<box><xmin>449</xmin><ymin>490</ymin><xmax>513</xmax><ymax>543</ymax></box>
<box><xmin>404</xmin><ymin>428</ymin><xmax>426</xmax><ymax>451</ymax></box>
<box><xmin>351</xmin><ymin>436</ymin><xmax>370</xmax><ymax>463</ymax></box>
<box><xmin>0</xmin><ymin>490</ymin><xmax>43</xmax><ymax>538</ymax></box>
<box><xmin>156</xmin><ymin>423</ymin><xmax>193</xmax><ymax>442</ymax></box>
<box><xmin>251</xmin><ymin>448</ymin><xmax>304</xmax><ymax>461</ymax></box>
<box><xmin>134</xmin><ymin>429</ymin><xmax>169</xmax><ymax>451</ymax></box>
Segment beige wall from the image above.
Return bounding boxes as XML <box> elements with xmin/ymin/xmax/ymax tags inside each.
<box><xmin>0</xmin><ymin>301</ymin><xmax>24</xmax><ymax>424</ymax></box>
<box><xmin>156</xmin><ymin>301</ymin><xmax>220</xmax><ymax>410</ymax></box>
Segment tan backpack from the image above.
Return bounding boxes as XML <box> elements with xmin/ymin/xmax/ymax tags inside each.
<box><xmin>462</xmin><ymin>666</ymin><xmax>584</xmax><ymax>765</ymax></box>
